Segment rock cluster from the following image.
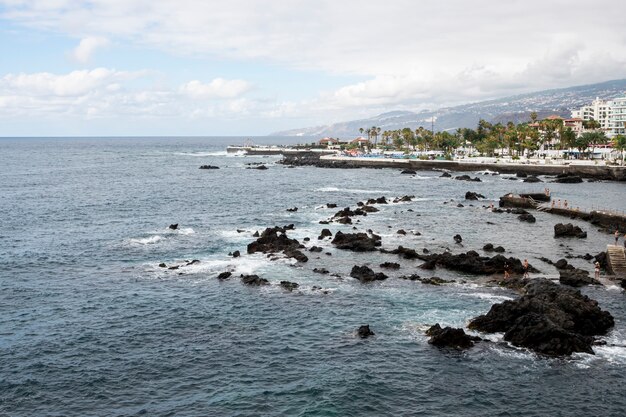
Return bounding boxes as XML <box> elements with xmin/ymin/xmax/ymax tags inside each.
<box><xmin>416</xmin><ymin>250</ymin><xmax>538</xmax><ymax>275</ymax></box>
<box><xmin>426</xmin><ymin>324</ymin><xmax>479</xmax><ymax>349</ymax></box>
<box><xmin>554</xmin><ymin>223</ymin><xmax>587</xmax><ymax>238</ymax></box>
<box><xmin>331</xmin><ymin>231</ymin><xmax>381</xmax><ymax>251</ymax></box>
<box><xmin>469</xmin><ymin>279</ymin><xmax>614</xmax><ymax>356</ymax></box>
<box><xmin>247</xmin><ymin>226</ymin><xmax>308</xmax><ymax>262</ymax></box>
<box><xmin>350</xmin><ymin>265</ymin><xmax>388</xmax><ymax>282</ymax></box>
<box><xmin>465</xmin><ymin>191</ymin><xmax>485</xmax><ymax>200</ymax></box>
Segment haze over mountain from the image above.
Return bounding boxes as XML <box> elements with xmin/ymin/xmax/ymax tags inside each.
<box><xmin>272</xmin><ymin>79</ymin><xmax>626</xmax><ymax>138</ymax></box>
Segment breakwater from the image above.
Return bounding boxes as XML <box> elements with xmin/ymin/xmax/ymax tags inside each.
<box><xmin>280</xmin><ymin>154</ymin><xmax>626</xmax><ymax>181</ymax></box>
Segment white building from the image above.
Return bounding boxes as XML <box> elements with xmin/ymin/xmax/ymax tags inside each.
<box><xmin>571</xmin><ymin>94</ymin><xmax>626</xmax><ymax>137</ymax></box>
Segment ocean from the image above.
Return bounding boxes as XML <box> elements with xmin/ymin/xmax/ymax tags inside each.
<box><xmin>1</xmin><ymin>136</ymin><xmax>626</xmax><ymax>416</ymax></box>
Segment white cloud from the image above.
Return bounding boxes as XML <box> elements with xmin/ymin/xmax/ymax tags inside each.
<box><xmin>71</xmin><ymin>36</ymin><xmax>110</xmax><ymax>63</ymax></box>
<box><xmin>0</xmin><ymin>68</ymin><xmax>260</xmax><ymax>121</ymax></box>
<box><xmin>180</xmin><ymin>78</ymin><xmax>252</xmax><ymax>99</ymax></box>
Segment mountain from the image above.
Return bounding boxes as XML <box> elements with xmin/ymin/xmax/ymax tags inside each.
<box><xmin>271</xmin><ymin>79</ymin><xmax>626</xmax><ymax>137</ymax></box>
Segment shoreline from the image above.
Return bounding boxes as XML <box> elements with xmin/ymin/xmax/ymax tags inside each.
<box><xmin>277</xmin><ymin>152</ymin><xmax>626</xmax><ymax>181</ymax></box>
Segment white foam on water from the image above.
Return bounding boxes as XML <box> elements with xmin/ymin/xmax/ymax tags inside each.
<box><xmin>461</xmin><ymin>292</ymin><xmax>515</xmax><ymax>302</ymax></box>
<box><xmin>314</xmin><ymin>187</ymin><xmax>388</xmax><ymax>194</ymax></box>
<box><xmin>173</xmin><ymin>227</ymin><xmax>195</xmax><ymax>235</ymax></box>
<box><xmin>129</xmin><ymin>235</ymin><xmax>164</xmax><ymax>245</ymax></box>
<box><xmin>174</xmin><ymin>151</ymin><xmax>228</xmax><ymax>157</ymax></box>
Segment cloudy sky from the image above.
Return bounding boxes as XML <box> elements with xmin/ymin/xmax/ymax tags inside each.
<box><xmin>1</xmin><ymin>0</ymin><xmax>625</xmax><ymax>136</ymax></box>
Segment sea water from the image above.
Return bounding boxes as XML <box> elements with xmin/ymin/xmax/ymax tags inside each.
<box><xmin>1</xmin><ymin>137</ymin><xmax>626</xmax><ymax>416</ymax></box>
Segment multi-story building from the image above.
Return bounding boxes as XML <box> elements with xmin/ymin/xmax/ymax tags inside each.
<box><xmin>571</xmin><ymin>94</ymin><xmax>626</xmax><ymax>137</ymax></box>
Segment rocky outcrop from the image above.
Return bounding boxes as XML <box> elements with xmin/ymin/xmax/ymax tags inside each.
<box><xmin>350</xmin><ymin>265</ymin><xmax>388</xmax><ymax>282</ymax></box>
<box><xmin>358</xmin><ymin>325</ymin><xmax>375</xmax><ymax>338</ymax></box>
<box><xmin>380</xmin><ymin>262</ymin><xmax>400</xmax><ymax>269</ymax></box>
<box><xmin>518</xmin><ymin>213</ymin><xmax>536</xmax><ymax>223</ymax></box>
<box><xmin>168</xmin><ymin>223</ymin><xmax>178</xmax><ymax>230</ymax></box>
<box><xmin>469</xmin><ymin>278</ymin><xmax>614</xmax><ymax>356</ymax></box>
<box><xmin>554</xmin><ymin>223</ymin><xmax>587</xmax><ymax>238</ymax></box>
<box><xmin>554</xmin><ymin>174</ymin><xmax>583</xmax><ymax>183</ymax></box>
<box><xmin>331</xmin><ymin>231</ymin><xmax>381</xmax><ymax>251</ymax></box>
<box><xmin>453</xmin><ymin>234</ymin><xmax>463</xmax><ymax>243</ymax></box>
<box><xmin>366</xmin><ymin>196</ymin><xmax>388</xmax><ymax>205</ymax></box>
<box><xmin>286</xmin><ymin>207</ymin><xmax>298</xmax><ymax>212</ymax></box>
<box><xmin>280</xmin><ymin>281</ymin><xmax>299</xmax><ymax>291</ymax></box>
<box><xmin>440</xmin><ymin>171</ymin><xmax>452</xmax><ymax>178</ymax></box>
<box><xmin>217</xmin><ymin>271</ymin><xmax>232</xmax><ymax>280</ymax></box>
<box><xmin>247</xmin><ymin>226</ymin><xmax>308</xmax><ymax>262</ymax></box>
<box><xmin>559</xmin><ymin>268</ymin><xmax>600</xmax><ymax>287</ymax></box>
<box><xmin>393</xmin><ymin>195</ymin><xmax>415</xmax><ymax>203</ymax></box>
<box><xmin>380</xmin><ymin>245</ymin><xmax>419</xmax><ymax>259</ymax></box>
<box><xmin>465</xmin><ymin>191</ymin><xmax>485</xmax><ymax>200</ymax></box>
<box><xmin>241</xmin><ymin>274</ymin><xmax>269</xmax><ymax>286</ymax></box>
<box><xmin>415</xmin><ymin>251</ymin><xmax>538</xmax><ymax>275</ymax></box>
<box><xmin>523</xmin><ymin>176</ymin><xmax>542</xmax><ymax>183</ymax></box>
<box><xmin>401</xmin><ymin>169</ymin><xmax>417</xmax><ymax>175</ymax></box>
<box><xmin>426</xmin><ymin>324</ymin><xmax>478</xmax><ymax>349</ymax></box>
<box><xmin>199</xmin><ymin>165</ymin><xmax>219</xmax><ymax>169</ymax></box>
<box><xmin>318</xmin><ymin>229</ymin><xmax>333</xmax><ymax>239</ymax></box>
<box><xmin>455</xmin><ymin>175</ymin><xmax>482</xmax><ymax>182</ymax></box>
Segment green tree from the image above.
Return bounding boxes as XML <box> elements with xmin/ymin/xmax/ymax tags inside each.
<box><xmin>530</xmin><ymin>112</ymin><xmax>538</xmax><ymax>123</ymax></box>
<box><xmin>560</xmin><ymin>128</ymin><xmax>576</xmax><ymax>155</ymax></box>
<box><xmin>613</xmin><ymin>134</ymin><xmax>626</xmax><ymax>165</ymax></box>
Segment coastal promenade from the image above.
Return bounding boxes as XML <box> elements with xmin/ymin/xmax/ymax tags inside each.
<box><xmin>317</xmin><ymin>155</ymin><xmax>626</xmax><ymax>181</ymax></box>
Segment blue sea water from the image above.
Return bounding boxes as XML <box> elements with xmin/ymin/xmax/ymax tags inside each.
<box><xmin>1</xmin><ymin>136</ymin><xmax>626</xmax><ymax>416</ymax></box>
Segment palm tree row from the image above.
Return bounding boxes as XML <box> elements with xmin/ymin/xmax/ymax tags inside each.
<box><xmin>360</xmin><ymin>119</ymin><xmax>624</xmax><ymax>160</ymax></box>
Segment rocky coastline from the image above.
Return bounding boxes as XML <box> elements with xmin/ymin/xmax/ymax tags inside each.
<box><xmin>279</xmin><ymin>153</ymin><xmax>626</xmax><ymax>181</ymax></box>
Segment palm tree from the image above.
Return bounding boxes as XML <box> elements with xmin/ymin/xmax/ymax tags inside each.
<box><xmin>612</xmin><ymin>134</ymin><xmax>626</xmax><ymax>165</ymax></box>
<box><xmin>530</xmin><ymin>112</ymin><xmax>538</xmax><ymax>123</ymax></box>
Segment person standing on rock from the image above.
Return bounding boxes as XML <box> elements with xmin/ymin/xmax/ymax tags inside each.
<box><xmin>595</xmin><ymin>262</ymin><xmax>601</xmax><ymax>279</ymax></box>
<box><xmin>503</xmin><ymin>262</ymin><xmax>510</xmax><ymax>280</ymax></box>
<box><xmin>615</xmin><ymin>230</ymin><xmax>620</xmax><ymax>245</ymax></box>
<box><xmin>624</xmin><ymin>233</ymin><xmax>626</xmax><ymax>248</ymax></box>
<box><xmin>523</xmin><ymin>259</ymin><xmax>529</xmax><ymax>278</ymax></box>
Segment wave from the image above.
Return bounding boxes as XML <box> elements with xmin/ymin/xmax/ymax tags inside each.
<box><xmin>174</xmin><ymin>151</ymin><xmax>228</xmax><ymax>157</ymax></box>
<box><xmin>129</xmin><ymin>235</ymin><xmax>164</xmax><ymax>245</ymax></box>
<box><xmin>173</xmin><ymin>227</ymin><xmax>195</xmax><ymax>235</ymax></box>
<box><xmin>314</xmin><ymin>187</ymin><xmax>388</xmax><ymax>194</ymax></box>
<box><xmin>461</xmin><ymin>292</ymin><xmax>515</xmax><ymax>302</ymax></box>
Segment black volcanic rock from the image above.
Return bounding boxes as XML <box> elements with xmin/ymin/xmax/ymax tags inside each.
<box><xmin>440</xmin><ymin>171</ymin><xmax>452</xmax><ymax>178</ymax></box>
<box><xmin>168</xmin><ymin>223</ymin><xmax>178</xmax><ymax>230</ymax></box>
<box><xmin>247</xmin><ymin>226</ymin><xmax>307</xmax><ymax>262</ymax></box>
<box><xmin>455</xmin><ymin>175</ymin><xmax>481</xmax><ymax>182</ymax></box>
<box><xmin>523</xmin><ymin>176</ymin><xmax>542</xmax><ymax>183</ymax></box>
<box><xmin>554</xmin><ymin>174</ymin><xmax>583</xmax><ymax>183</ymax></box>
<box><xmin>414</xmin><ymin>251</ymin><xmax>537</xmax><ymax>275</ymax></box>
<box><xmin>559</xmin><ymin>268</ymin><xmax>600</xmax><ymax>287</ymax></box>
<box><xmin>280</xmin><ymin>281</ymin><xmax>299</xmax><ymax>291</ymax></box>
<box><xmin>518</xmin><ymin>213</ymin><xmax>536</xmax><ymax>223</ymax></box>
<box><xmin>358</xmin><ymin>325</ymin><xmax>375</xmax><ymax>338</ymax></box>
<box><xmin>350</xmin><ymin>265</ymin><xmax>388</xmax><ymax>282</ymax></box>
<box><xmin>241</xmin><ymin>274</ymin><xmax>269</xmax><ymax>286</ymax></box>
<box><xmin>465</xmin><ymin>191</ymin><xmax>485</xmax><ymax>200</ymax></box>
<box><xmin>380</xmin><ymin>262</ymin><xmax>400</xmax><ymax>269</ymax></box>
<box><xmin>331</xmin><ymin>231</ymin><xmax>381</xmax><ymax>251</ymax></box>
<box><xmin>469</xmin><ymin>279</ymin><xmax>614</xmax><ymax>356</ymax></box>
<box><xmin>453</xmin><ymin>234</ymin><xmax>463</xmax><ymax>243</ymax></box>
<box><xmin>318</xmin><ymin>228</ymin><xmax>333</xmax><ymax>239</ymax></box>
<box><xmin>554</xmin><ymin>223</ymin><xmax>587</xmax><ymax>238</ymax></box>
<box><xmin>401</xmin><ymin>169</ymin><xmax>417</xmax><ymax>175</ymax></box>
<box><xmin>217</xmin><ymin>271</ymin><xmax>232</xmax><ymax>280</ymax></box>
<box><xmin>426</xmin><ymin>324</ymin><xmax>477</xmax><ymax>349</ymax></box>
<box><xmin>199</xmin><ymin>165</ymin><xmax>219</xmax><ymax>169</ymax></box>
<box><xmin>380</xmin><ymin>245</ymin><xmax>420</xmax><ymax>259</ymax></box>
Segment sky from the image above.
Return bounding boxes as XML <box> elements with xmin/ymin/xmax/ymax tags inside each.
<box><xmin>0</xmin><ymin>0</ymin><xmax>625</xmax><ymax>136</ymax></box>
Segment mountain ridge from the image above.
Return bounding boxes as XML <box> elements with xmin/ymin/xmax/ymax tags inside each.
<box><xmin>271</xmin><ymin>79</ymin><xmax>626</xmax><ymax>137</ymax></box>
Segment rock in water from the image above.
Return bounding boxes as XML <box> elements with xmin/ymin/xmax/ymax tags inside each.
<box><xmin>318</xmin><ymin>228</ymin><xmax>333</xmax><ymax>240</ymax></box>
<box><xmin>524</xmin><ymin>176</ymin><xmax>542</xmax><ymax>183</ymax></box>
<box><xmin>426</xmin><ymin>324</ymin><xmax>477</xmax><ymax>349</ymax></box>
<box><xmin>440</xmin><ymin>171</ymin><xmax>452</xmax><ymax>178</ymax></box>
<box><xmin>350</xmin><ymin>265</ymin><xmax>388</xmax><ymax>282</ymax></box>
<box><xmin>518</xmin><ymin>213</ymin><xmax>536</xmax><ymax>223</ymax></box>
<box><xmin>358</xmin><ymin>325</ymin><xmax>375</xmax><ymax>338</ymax></box>
<box><xmin>469</xmin><ymin>278</ymin><xmax>614</xmax><ymax>356</ymax></box>
<box><xmin>240</xmin><ymin>274</ymin><xmax>269</xmax><ymax>286</ymax></box>
<box><xmin>217</xmin><ymin>271</ymin><xmax>232</xmax><ymax>280</ymax></box>
<box><xmin>559</xmin><ymin>268</ymin><xmax>600</xmax><ymax>287</ymax></box>
<box><xmin>331</xmin><ymin>231</ymin><xmax>381</xmax><ymax>252</ymax></box>
<box><xmin>168</xmin><ymin>223</ymin><xmax>178</xmax><ymax>230</ymax></box>
<box><xmin>380</xmin><ymin>262</ymin><xmax>400</xmax><ymax>269</ymax></box>
<box><xmin>554</xmin><ymin>223</ymin><xmax>587</xmax><ymax>238</ymax></box>
<box><xmin>465</xmin><ymin>191</ymin><xmax>485</xmax><ymax>200</ymax></box>
<box><xmin>247</xmin><ymin>226</ymin><xmax>308</xmax><ymax>262</ymax></box>
<box><xmin>401</xmin><ymin>169</ymin><xmax>417</xmax><ymax>175</ymax></box>
<box><xmin>280</xmin><ymin>281</ymin><xmax>299</xmax><ymax>291</ymax></box>
<box><xmin>453</xmin><ymin>234</ymin><xmax>463</xmax><ymax>243</ymax></box>
<box><xmin>199</xmin><ymin>165</ymin><xmax>219</xmax><ymax>169</ymax></box>
<box><xmin>554</xmin><ymin>174</ymin><xmax>583</xmax><ymax>183</ymax></box>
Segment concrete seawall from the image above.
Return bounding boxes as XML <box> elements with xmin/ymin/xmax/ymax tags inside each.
<box><xmin>304</xmin><ymin>156</ymin><xmax>626</xmax><ymax>181</ymax></box>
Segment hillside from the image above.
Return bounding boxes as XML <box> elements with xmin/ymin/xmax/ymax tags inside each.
<box><xmin>272</xmin><ymin>79</ymin><xmax>626</xmax><ymax>137</ymax></box>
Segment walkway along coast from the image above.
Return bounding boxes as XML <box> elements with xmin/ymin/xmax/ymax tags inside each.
<box><xmin>278</xmin><ymin>152</ymin><xmax>626</xmax><ymax>181</ymax></box>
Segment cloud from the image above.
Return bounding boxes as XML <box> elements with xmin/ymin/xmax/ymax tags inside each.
<box><xmin>180</xmin><ymin>78</ymin><xmax>252</xmax><ymax>99</ymax></box>
<box><xmin>0</xmin><ymin>68</ymin><xmax>259</xmax><ymax>121</ymax></box>
<box><xmin>71</xmin><ymin>36</ymin><xmax>110</xmax><ymax>63</ymax></box>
